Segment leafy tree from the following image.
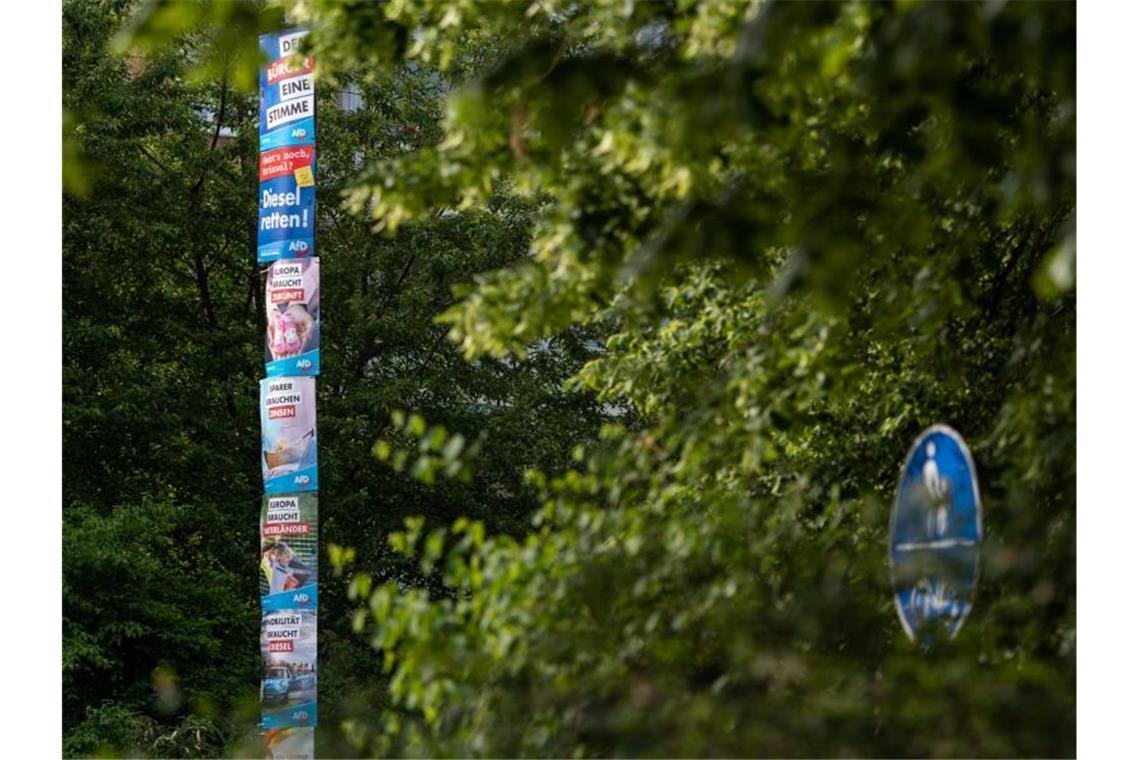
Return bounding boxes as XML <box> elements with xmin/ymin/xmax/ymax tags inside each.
<box><xmin>281</xmin><ymin>1</ymin><xmax>1075</xmax><ymax>756</ymax></box>
<box><xmin>64</xmin><ymin>3</ymin><xmax>265</xmax><ymax>753</ymax></box>
<box><xmin>65</xmin><ymin>1</ymin><xmax>606</xmax><ymax>755</ymax></box>
<box><xmin>67</xmin><ymin>0</ymin><xmax>1076</xmax><ymax>756</ymax></box>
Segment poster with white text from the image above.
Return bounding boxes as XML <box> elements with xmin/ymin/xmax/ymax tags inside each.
<box><xmin>260</xmin><ymin>610</ymin><xmax>318</xmax><ymax>728</ymax></box>
<box><xmin>258</xmin><ymin>29</ymin><xmax>317</xmax><ymax>262</ymax></box>
<box><xmin>259</xmin><ymin>30</ymin><xmax>316</xmax><ymax>150</ymax></box>
<box><xmin>260</xmin><ymin>493</ymin><xmax>318</xmax><ymax>612</ymax></box>
<box><xmin>265</xmin><ymin>258</ymin><xmax>319</xmax><ymax>377</ymax></box>
<box><xmin>260</xmin><ymin>377</ymin><xmax>317</xmax><ymax>494</ymax></box>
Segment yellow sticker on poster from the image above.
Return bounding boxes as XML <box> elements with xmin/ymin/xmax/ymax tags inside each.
<box><xmin>294</xmin><ymin>166</ymin><xmax>315</xmax><ymax>187</ymax></box>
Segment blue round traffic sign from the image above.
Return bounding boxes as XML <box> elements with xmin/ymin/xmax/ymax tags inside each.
<box><xmin>889</xmin><ymin>425</ymin><xmax>982</xmax><ymax>642</ymax></box>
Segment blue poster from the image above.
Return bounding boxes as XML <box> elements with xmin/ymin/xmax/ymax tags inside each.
<box><xmin>257</xmin><ymin>172</ymin><xmax>316</xmax><ymax>263</ymax></box>
<box><xmin>889</xmin><ymin>425</ymin><xmax>983</xmax><ymax>642</ymax></box>
<box><xmin>259</xmin><ymin>30</ymin><xmax>317</xmax><ymax>262</ymax></box>
<box><xmin>259</xmin><ymin>30</ymin><xmax>317</xmax><ymax>150</ymax></box>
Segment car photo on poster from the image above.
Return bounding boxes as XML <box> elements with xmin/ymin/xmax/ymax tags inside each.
<box><xmin>261</xmin><ymin>666</ymin><xmax>293</xmax><ymax>706</ymax></box>
<box><xmin>260</xmin><ymin>663</ymin><xmax>317</xmax><ymax>707</ymax></box>
<box><xmin>260</xmin><ymin>609</ymin><xmax>318</xmax><ymax>727</ymax></box>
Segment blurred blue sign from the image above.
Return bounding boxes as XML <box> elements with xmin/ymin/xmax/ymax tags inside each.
<box><xmin>889</xmin><ymin>425</ymin><xmax>982</xmax><ymax>641</ymax></box>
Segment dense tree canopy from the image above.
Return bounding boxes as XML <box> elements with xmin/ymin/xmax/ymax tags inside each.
<box><xmin>65</xmin><ymin>0</ymin><xmax>1074</xmax><ymax>757</ymax></box>
<box><xmin>65</xmin><ymin>1</ymin><xmax>604</xmax><ymax>755</ymax></box>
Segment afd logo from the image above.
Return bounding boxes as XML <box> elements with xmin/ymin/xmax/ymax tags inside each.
<box><xmin>292</xmin><ymin>710</ymin><xmax>311</xmax><ymax>723</ymax></box>
<box><xmin>291</xmin><ymin>126</ymin><xmax>308</xmax><ymax>140</ymax></box>
<box><xmin>294</xmin><ymin>474</ymin><xmax>311</xmax><ymax>485</ymax></box>
<box><xmin>288</xmin><ymin>240</ymin><xmax>310</xmax><ymax>253</ymax></box>
<box><xmin>292</xmin><ymin>592</ymin><xmax>311</xmax><ymax>604</ymax></box>
<box><xmin>296</xmin><ymin>359</ymin><xmax>313</xmax><ymax>370</ymax></box>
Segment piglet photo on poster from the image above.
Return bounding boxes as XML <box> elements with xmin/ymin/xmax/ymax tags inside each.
<box><xmin>265</xmin><ymin>258</ymin><xmax>319</xmax><ymax>377</ymax></box>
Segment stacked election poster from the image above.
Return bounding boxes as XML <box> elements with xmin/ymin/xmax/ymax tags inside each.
<box><xmin>257</xmin><ymin>27</ymin><xmax>319</xmax><ymax>752</ymax></box>
<box><xmin>260</xmin><ymin>610</ymin><xmax>318</xmax><ymax>728</ymax></box>
<box><xmin>266</xmin><ymin>258</ymin><xmax>320</xmax><ymax>377</ymax></box>
<box><xmin>258</xmin><ymin>30</ymin><xmax>317</xmax><ymax>263</ymax></box>
<box><xmin>261</xmin><ymin>493</ymin><xmax>319</xmax><ymax>612</ymax></box>
<box><xmin>260</xmin><ymin>376</ymin><xmax>318</xmax><ymax>494</ymax></box>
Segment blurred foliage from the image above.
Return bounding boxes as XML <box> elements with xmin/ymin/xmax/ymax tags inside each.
<box><xmin>110</xmin><ymin>0</ymin><xmax>285</xmax><ymax>92</ymax></box>
<box><xmin>65</xmin><ymin>0</ymin><xmax>1075</xmax><ymax>757</ymax></box>
<box><xmin>64</xmin><ymin>702</ymin><xmax>231</xmax><ymax>759</ymax></box>
<box><xmin>286</xmin><ymin>0</ymin><xmax>1074</xmax><ymax>757</ymax></box>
